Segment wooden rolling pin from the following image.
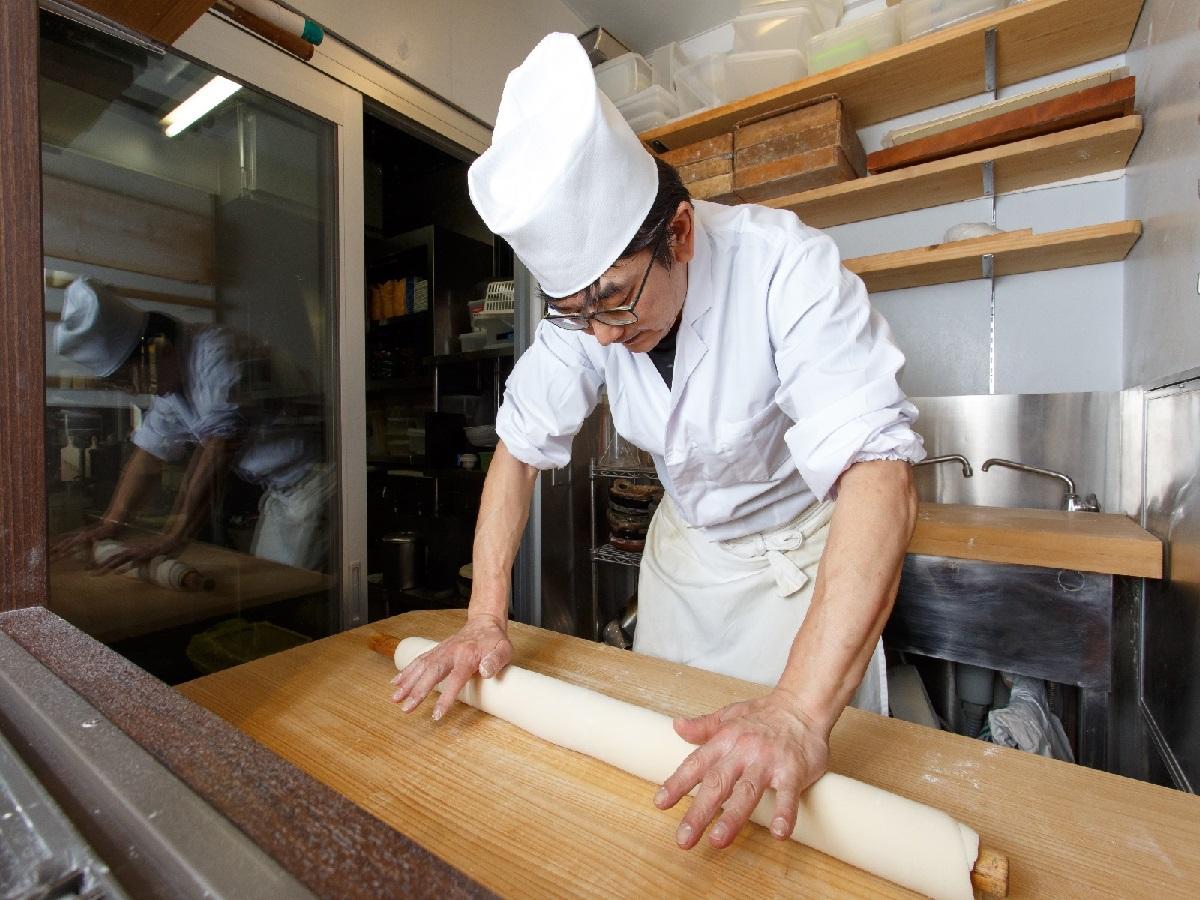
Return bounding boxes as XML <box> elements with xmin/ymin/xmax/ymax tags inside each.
<box><xmin>371</xmin><ymin>634</ymin><xmax>1009</xmax><ymax>897</ymax></box>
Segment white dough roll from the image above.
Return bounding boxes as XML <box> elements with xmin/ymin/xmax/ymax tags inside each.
<box><xmin>394</xmin><ymin>637</ymin><xmax>979</xmax><ymax>899</ymax></box>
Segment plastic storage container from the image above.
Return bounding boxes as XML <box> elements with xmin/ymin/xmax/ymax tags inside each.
<box><xmin>674</xmin><ymin>53</ymin><xmax>728</xmax><ymax>113</ymax></box>
<box><xmin>806</xmin><ymin>7</ymin><xmax>900</xmax><ymax>75</ymax></box>
<box><xmin>739</xmin><ymin>0</ymin><xmax>843</xmax><ymax>31</ymax></box>
<box><xmin>650</xmin><ymin>42</ymin><xmax>688</xmax><ymax>91</ymax></box>
<box><xmin>900</xmin><ymin>0</ymin><xmax>1009</xmax><ymax>42</ymax></box>
<box><xmin>616</xmin><ymin>85</ymin><xmax>679</xmax><ymax>132</ymax></box>
<box><xmin>725</xmin><ymin>49</ymin><xmax>808</xmax><ymax>102</ymax></box>
<box><xmin>733</xmin><ymin>5</ymin><xmax>822</xmax><ymax>53</ymax></box>
<box><xmin>593</xmin><ymin>52</ymin><xmax>652</xmax><ymax>104</ymax></box>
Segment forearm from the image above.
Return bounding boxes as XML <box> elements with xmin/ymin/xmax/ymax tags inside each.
<box><xmin>468</xmin><ymin>441</ymin><xmax>541</xmax><ymax>622</ymax></box>
<box><xmin>103</xmin><ymin>448</ymin><xmax>164</xmax><ymax>524</ymax></box>
<box><xmin>776</xmin><ymin>459</ymin><xmax>917</xmax><ymax>732</ymax></box>
<box><xmin>164</xmin><ymin>438</ymin><xmax>231</xmax><ymax>540</ymax></box>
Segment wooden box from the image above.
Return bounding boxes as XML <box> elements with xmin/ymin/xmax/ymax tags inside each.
<box><xmin>657</xmin><ymin>133</ymin><xmax>737</xmax><ymax>203</ymax></box>
<box><xmin>732</xmin><ymin>95</ymin><xmax>865</xmax><ymax>203</ymax></box>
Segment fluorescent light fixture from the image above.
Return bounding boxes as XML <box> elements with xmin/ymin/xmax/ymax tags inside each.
<box><xmin>161</xmin><ymin>75</ymin><xmax>242</xmax><ymax>137</ymax></box>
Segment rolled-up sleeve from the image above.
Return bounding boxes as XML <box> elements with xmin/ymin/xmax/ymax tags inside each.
<box><xmin>188</xmin><ymin>332</ymin><xmax>245</xmax><ymax>442</ymax></box>
<box><xmin>768</xmin><ymin>233</ymin><xmax>925</xmax><ymax>501</ymax></box>
<box><xmin>131</xmin><ymin>402</ymin><xmax>192</xmax><ymax>463</ymax></box>
<box><xmin>495</xmin><ymin>321</ymin><xmax>604</xmax><ymax>470</ymax></box>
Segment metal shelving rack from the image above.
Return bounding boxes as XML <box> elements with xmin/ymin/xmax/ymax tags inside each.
<box><xmin>588</xmin><ymin>460</ymin><xmax>660</xmax><ymax>640</ymax></box>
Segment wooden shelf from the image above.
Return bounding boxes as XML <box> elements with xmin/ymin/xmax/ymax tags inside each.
<box><xmin>766</xmin><ymin>115</ymin><xmax>1142</xmax><ymax>228</ymax></box>
<box><xmin>640</xmin><ymin>0</ymin><xmax>1145</xmax><ymax>150</ymax></box>
<box><xmin>845</xmin><ymin>220</ymin><xmax>1142</xmax><ymax>293</ymax></box>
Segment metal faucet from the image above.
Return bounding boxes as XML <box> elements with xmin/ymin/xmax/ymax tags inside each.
<box><xmin>980</xmin><ymin>458</ymin><xmax>1100</xmax><ymax>511</ymax></box>
<box><xmin>913</xmin><ymin>454</ymin><xmax>973</xmax><ymax>478</ymax></box>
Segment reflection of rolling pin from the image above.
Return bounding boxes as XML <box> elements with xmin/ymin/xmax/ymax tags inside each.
<box><xmin>372</xmin><ymin>633</ymin><xmax>1009</xmax><ymax>899</ymax></box>
<box><xmin>93</xmin><ymin>540</ymin><xmax>216</xmax><ymax>592</ymax></box>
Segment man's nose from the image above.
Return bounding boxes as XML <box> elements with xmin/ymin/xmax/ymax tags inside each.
<box><xmin>591</xmin><ymin>321</ymin><xmax>627</xmax><ymax>346</ymax></box>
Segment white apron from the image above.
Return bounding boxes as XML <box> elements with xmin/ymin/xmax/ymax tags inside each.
<box><xmin>633</xmin><ymin>495</ymin><xmax>888</xmax><ymax>716</ymax></box>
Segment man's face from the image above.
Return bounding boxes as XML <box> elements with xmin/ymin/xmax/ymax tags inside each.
<box><xmin>545</xmin><ymin>204</ymin><xmax>694</xmax><ymax>354</ymax></box>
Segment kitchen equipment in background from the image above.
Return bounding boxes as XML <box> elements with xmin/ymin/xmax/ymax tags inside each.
<box><xmin>732</xmin><ymin>5</ymin><xmax>822</xmax><ymax>53</ymax></box>
<box><xmin>944</xmin><ymin>223</ymin><xmax>1006</xmax><ymax>242</ymax></box>
<box><xmin>806</xmin><ymin>6</ymin><xmax>899</xmax><ymax>75</ymax></box>
<box><xmin>658</xmin><ymin>132</ymin><xmax>736</xmax><ymax>202</ymax></box>
<box><xmin>593</xmin><ymin>52</ymin><xmax>653</xmax><ymax>105</ymax></box>
<box><xmin>724</xmin><ymin>48</ymin><xmax>808</xmax><ymax>103</ymax></box>
<box><xmin>674</xmin><ymin>53</ymin><xmax>727</xmax><ymax>114</ymax></box>
<box><xmin>601</xmin><ymin>595</ymin><xmax>638</xmax><ymax>650</ymax></box>
<box><xmin>469</xmin><ymin>280</ymin><xmax>515</xmax><ymax>348</ymax></box>
<box><xmin>732</xmin><ymin>94</ymin><xmax>863</xmax><ymax>202</ymax></box>
<box><xmin>899</xmin><ymin>0</ymin><xmax>1009</xmax><ymax>43</ymax></box>
<box><xmin>740</xmin><ymin>0</ymin><xmax>844</xmax><ymax>32</ymax></box>
<box><xmin>980</xmin><ymin>458</ymin><xmax>1100</xmax><ymax>511</ymax></box>
<box><xmin>457</xmin><ymin>563</ymin><xmax>473</xmax><ymax>599</ymax></box>
<box><xmin>607</xmin><ymin>480</ymin><xmax>663</xmax><ymax>552</ymax></box>
<box><xmin>380</xmin><ymin>531</ymin><xmax>424</xmax><ymax>590</ymax></box>
<box><xmin>577</xmin><ymin>26</ymin><xmax>631</xmax><ymax>67</ymax></box>
<box><xmin>457</xmin><ymin>453</ymin><xmax>479</xmax><ymax>470</ymax></box>
<box><xmin>867</xmin><ymin>76</ymin><xmax>1136</xmax><ymax>174</ymax></box>
<box><xmin>650</xmin><ymin>42</ymin><xmax>688</xmax><ymax>92</ymax></box>
<box><xmin>464</xmin><ymin>424</ymin><xmax>499</xmax><ymax>448</ymax></box>
<box><xmin>616</xmin><ymin>85</ymin><xmax>680</xmax><ymax>133</ymax></box>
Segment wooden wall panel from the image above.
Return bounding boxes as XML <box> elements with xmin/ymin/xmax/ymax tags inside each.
<box><xmin>0</xmin><ymin>0</ymin><xmax>47</xmax><ymax>610</ymax></box>
<box><xmin>43</xmin><ymin>175</ymin><xmax>215</xmax><ymax>286</ymax></box>
<box><xmin>72</xmin><ymin>1</ymin><xmax>214</xmax><ymax>45</ymax></box>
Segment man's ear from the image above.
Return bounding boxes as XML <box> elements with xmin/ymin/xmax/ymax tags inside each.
<box><xmin>670</xmin><ymin>201</ymin><xmax>695</xmax><ymax>265</ymax></box>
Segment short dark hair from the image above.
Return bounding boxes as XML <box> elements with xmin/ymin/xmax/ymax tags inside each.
<box><xmin>541</xmin><ymin>157</ymin><xmax>691</xmax><ymax>306</ymax></box>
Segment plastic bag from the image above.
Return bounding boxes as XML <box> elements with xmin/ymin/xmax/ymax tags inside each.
<box><xmin>987</xmin><ymin>675</ymin><xmax>1074</xmax><ymax>762</ymax></box>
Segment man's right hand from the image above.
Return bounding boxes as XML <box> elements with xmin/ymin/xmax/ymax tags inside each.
<box><xmin>389</xmin><ymin>614</ymin><xmax>512</xmax><ymax>721</ymax></box>
<box><xmin>49</xmin><ymin>521</ymin><xmax>121</xmax><ymax>561</ymax></box>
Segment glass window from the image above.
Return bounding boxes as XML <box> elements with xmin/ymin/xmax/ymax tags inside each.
<box><xmin>40</xmin><ymin>11</ymin><xmax>340</xmax><ymax>683</ymax></box>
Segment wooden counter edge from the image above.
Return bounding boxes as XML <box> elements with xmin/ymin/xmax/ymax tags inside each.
<box><xmin>911</xmin><ymin>504</ymin><xmax>1163</xmax><ymax>578</ymax></box>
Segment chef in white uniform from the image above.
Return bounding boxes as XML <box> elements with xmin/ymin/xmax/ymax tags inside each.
<box><xmin>392</xmin><ymin>33</ymin><xmax>925</xmax><ymax>850</ymax></box>
<box><xmin>52</xmin><ymin>277</ymin><xmax>331</xmax><ymax>572</ymax></box>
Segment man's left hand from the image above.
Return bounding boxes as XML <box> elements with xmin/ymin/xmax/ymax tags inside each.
<box><xmin>654</xmin><ymin>689</ymin><xmax>830</xmax><ymax>850</ymax></box>
<box><xmin>91</xmin><ymin>533</ymin><xmax>186</xmax><ymax>575</ymax></box>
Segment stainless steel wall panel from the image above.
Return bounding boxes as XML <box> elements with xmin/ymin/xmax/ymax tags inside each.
<box><xmin>910</xmin><ymin>392</ymin><xmax>1119</xmax><ymax>510</ymax></box>
<box><xmin>1141</xmin><ymin>378</ymin><xmax>1200</xmax><ymax>791</ymax></box>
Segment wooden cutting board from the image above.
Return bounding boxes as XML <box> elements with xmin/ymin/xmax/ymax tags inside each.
<box><xmin>49</xmin><ymin>542</ymin><xmax>330</xmax><ymax>643</ymax></box>
<box><xmin>866</xmin><ymin>77</ymin><xmax>1137</xmax><ymax>174</ymax></box>
<box><xmin>178</xmin><ymin>610</ymin><xmax>1200</xmax><ymax>898</ymax></box>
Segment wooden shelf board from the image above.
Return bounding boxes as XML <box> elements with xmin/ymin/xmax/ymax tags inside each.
<box><xmin>767</xmin><ymin>115</ymin><xmax>1142</xmax><ymax>228</ymax></box>
<box><xmin>640</xmin><ymin>0</ymin><xmax>1145</xmax><ymax>150</ymax></box>
<box><xmin>845</xmin><ymin>219</ymin><xmax>1142</xmax><ymax>293</ymax></box>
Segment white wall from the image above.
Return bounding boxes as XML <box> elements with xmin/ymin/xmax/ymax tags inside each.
<box><xmin>288</xmin><ymin>0</ymin><xmax>586</xmax><ymax>125</ymax></box>
<box><xmin>1122</xmin><ymin>0</ymin><xmax>1200</xmax><ymax>388</ymax></box>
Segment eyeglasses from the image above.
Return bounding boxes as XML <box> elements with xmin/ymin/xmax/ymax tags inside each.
<box><xmin>544</xmin><ymin>229</ymin><xmax>664</xmax><ymax>331</ymax></box>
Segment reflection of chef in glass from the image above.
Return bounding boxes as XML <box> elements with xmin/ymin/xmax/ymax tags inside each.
<box><xmin>392</xmin><ymin>35</ymin><xmax>925</xmax><ymax>852</ymax></box>
<box><xmin>52</xmin><ymin>277</ymin><xmax>330</xmax><ymax>572</ymax></box>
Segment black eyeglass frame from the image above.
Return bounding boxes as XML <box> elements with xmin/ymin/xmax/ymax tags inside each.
<box><xmin>543</xmin><ymin>227</ymin><xmax>666</xmax><ymax>331</ymax></box>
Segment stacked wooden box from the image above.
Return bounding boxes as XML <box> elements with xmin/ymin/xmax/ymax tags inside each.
<box><xmin>655</xmin><ymin>95</ymin><xmax>865</xmax><ymax>205</ymax></box>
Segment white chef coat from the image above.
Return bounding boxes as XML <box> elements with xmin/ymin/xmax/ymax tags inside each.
<box><xmin>132</xmin><ymin>325</ymin><xmax>321</xmax><ymax>492</ymax></box>
<box><xmin>131</xmin><ymin>324</ymin><xmax>330</xmax><ymax>569</ymax></box>
<box><xmin>497</xmin><ymin>199</ymin><xmax>924</xmax><ymax>536</ymax></box>
<box><xmin>496</xmin><ymin>200</ymin><xmax>922</xmax><ymax>702</ymax></box>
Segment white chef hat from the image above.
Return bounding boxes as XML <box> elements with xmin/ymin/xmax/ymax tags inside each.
<box><xmin>468</xmin><ymin>32</ymin><xmax>659</xmax><ymax>298</ymax></box>
<box><xmin>54</xmin><ymin>277</ymin><xmax>148</xmax><ymax>377</ymax></box>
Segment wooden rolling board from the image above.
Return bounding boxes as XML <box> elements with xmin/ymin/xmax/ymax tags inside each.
<box><xmin>178</xmin><ymin>610</ymin><xmax>1200</xmax><ymax>898</ymax></box>
<box><xmin>49</xmin><ymin>542</ymin><xmax>330</xmax><ymax>643</ymax></box>
<box><xmin>913</xmin><ymin>503</ymin><xmax>1162</xmax><ymax>578</ymax></box>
